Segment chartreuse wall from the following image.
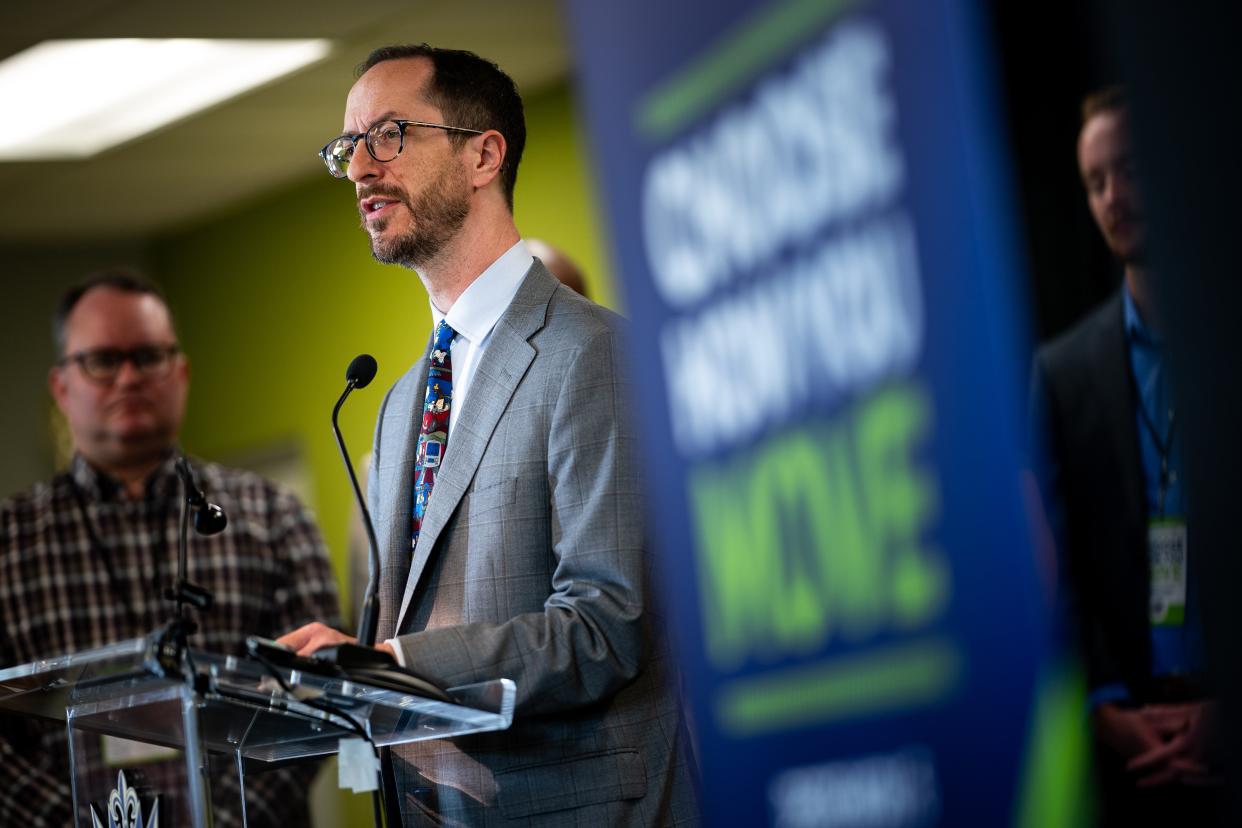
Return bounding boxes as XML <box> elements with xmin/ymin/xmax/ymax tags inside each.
<box><xmin>148</xmin><ymin>82</ymin><xmax>612</xmax><ymax>823</ymax></box>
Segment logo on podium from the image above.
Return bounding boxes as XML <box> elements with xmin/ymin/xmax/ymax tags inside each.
<box><xmin>90</xmin><ymin>770</ymin><xmax>160</xmax><ymax>828</ymax></box>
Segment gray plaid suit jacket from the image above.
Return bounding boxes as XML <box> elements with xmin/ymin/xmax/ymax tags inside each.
<box><xmin>369</xmin><ymin>261</ymin><xmax>698</xmax><ymax>826</ymax></box>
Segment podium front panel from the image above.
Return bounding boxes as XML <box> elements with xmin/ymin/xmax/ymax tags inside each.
<box><xmin>66</xmin><ymin>684</ymin><xmax>213</xmax><ymax>828</ymax></box>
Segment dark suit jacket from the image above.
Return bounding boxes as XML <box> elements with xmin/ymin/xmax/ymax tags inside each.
<box><xmin>1032</xmin><ymin>289</ymin><xmax>1153</xmax><ymax>696</ymax></box>
<box><xmin>370</xmin><ymin>262</ymin><xmax>698</xmax><ymax>826</ymax></box>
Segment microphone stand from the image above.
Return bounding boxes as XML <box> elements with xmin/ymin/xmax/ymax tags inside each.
<box><xmin>335</xmin><ymin>378</ymin><xmax>381</xmax><ymax>648</ymax></box>
<box><xmin>155</xmin><ymin>457</ymin><xmax>219</xmax><ymax>684</ymax></box>
<box><xmin>328</xmin><ymin>355</ymin><xmax>391</xmax><ymax>828</ymax></box>
<box><xmin>321</xmin><ymin>355</ymin><xmax>389</xmax><ymax>665</ymax></box>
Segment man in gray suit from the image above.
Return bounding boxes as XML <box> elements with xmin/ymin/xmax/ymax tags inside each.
<box><xmin>280</xmin><ymin>44</ymin><xmax>698</xmax><ymax>825</ymax></box>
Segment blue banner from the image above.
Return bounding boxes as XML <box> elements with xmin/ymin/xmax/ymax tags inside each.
<box><xmin>564</xmin><ymin>1</ymin><xmax>1055</xmax><ymax>824</ymax></box>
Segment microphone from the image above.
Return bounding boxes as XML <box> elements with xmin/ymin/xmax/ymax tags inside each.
<box><xmin>165</xmin><ymin>455</ymin><xmax>222</xmax><ymax>619</ymax></box>
<box><xmin>175</xmin><ymin>456</ymin><xmax>228</xmax><ymax>536</ymax></box>
<box><xmin>332</xmin><ymin>354</ymin><xmax>384</xmax><ymax>648</ymax></box>
<box><xmin>347</xmin><ymin>353</ymin><xmax>378</xmax><ymax>389</ymax></box>
<box><xmin>195</xmin><ymin>502</ymin><xmax>228</xmax><ymax>535</ymax></box>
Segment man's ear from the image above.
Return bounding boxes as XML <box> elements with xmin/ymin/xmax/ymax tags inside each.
<box><xmin>48</xmin><ymin>365</ymin><xmax>68</xmax><ymax>413</ymax></box>
<box><xmin>469</xmin><ymin>129</ymin><xmax>508</xmax><ymax>191</ymax></box>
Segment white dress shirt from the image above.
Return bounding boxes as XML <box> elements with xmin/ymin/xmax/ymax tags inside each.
<box><xmin>432</xmin><ymin>239</ymin><xmax>533</xmax><ymax>436</ymax></box>
<box><xmin>387</xmin><ymin>239</ymin><xmax>533</xmax><ymax>665</ymax></box>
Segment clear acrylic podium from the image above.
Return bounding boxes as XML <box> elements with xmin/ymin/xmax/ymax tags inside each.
<box><xmin>0</xmin><ymin>632</ymin><xmax>515</xmax><ymax>826</ymax></box>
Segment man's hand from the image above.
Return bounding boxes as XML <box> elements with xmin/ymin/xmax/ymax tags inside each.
<box><xmin>277</xmin><ymin>622</ymin><xmax>356</xmax><ymax>656</ymax></box>
<box><xmin>1095</xmin><ymin>701</ymin><xmax>1221</xmax><ymax>788</ymax></box>
<box><xmin>1126</xmin><ymin>733</ymin><xmax>1205</xmax><ymax>787</ymax></box>
<box><xmin>1139</xmin><ymin>703</ymin><xmax>1192</xmax><ymax>739</ymax></box>
<box><xmin>1169</xmin><ymin>701</ymin><xmax>1221</xmax><ymax>785</ymax></box>
<box><xmin>1093</xmin><ymin>703</ymin><xmax>1185</xmax><ymax>786</ymax></box>
<box><xmin>1094</xmin><ymin>703</ymin><xmax>1165</xmax><ymax>760</ymax></box>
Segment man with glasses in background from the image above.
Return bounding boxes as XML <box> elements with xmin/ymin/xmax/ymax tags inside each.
<box><xmin>0</xmin><ymin>270</ymin><xmax>341</xmax><ymax>826</ymax></box>
<box><xmin>280</xmin><ymin>44</ymin><xmax>698</xmax><ymax>825</ymax></box>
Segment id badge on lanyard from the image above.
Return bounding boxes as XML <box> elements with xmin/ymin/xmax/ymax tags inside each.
<box><xmin>1134</xmin><ymin>374</ymin><xmax>1183</xmax><ymax>627</ymax></box>
<box><xmin>1149</xmin><ymin>518</ymin><xmax>1187</xmax><ymax>627</ymax></box>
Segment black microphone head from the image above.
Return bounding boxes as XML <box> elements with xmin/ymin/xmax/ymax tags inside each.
<box><xmin>194</xmin><ymin>503</ymin><xmax>228</xmax><ymax>536</ymax></box>
<box><xmin>346</xmin><ymin>354</ymin><xmax>378</xmax><ymax>389</ymax></box>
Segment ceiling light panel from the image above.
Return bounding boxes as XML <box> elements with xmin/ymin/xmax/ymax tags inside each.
<box><xmin>0</xmin><ymin>38</ymin><xmax>332</xmax><ymax>160</ymax></box>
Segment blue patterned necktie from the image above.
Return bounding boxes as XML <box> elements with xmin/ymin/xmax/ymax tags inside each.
<box><xmin>412</xmin><ymin>320</ymin><xmax>455</xmax><ymax>550</ymax></box>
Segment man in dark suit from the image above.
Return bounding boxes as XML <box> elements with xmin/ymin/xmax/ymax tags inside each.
<box><xmin>1031</xmin><ymin>88</ymin><xmax>1219</xmax><ymax>824</ymax></box>
<box><xmin>281</xmin><ymin>44</ymin><xmax>698</xmax><ymax>825</ymax></box>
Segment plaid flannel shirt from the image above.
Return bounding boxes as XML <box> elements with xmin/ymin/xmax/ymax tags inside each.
<box><xmin>0</xmin><ymin>453</ymin><xmax>341</xmax><ymax>827</ymax></box>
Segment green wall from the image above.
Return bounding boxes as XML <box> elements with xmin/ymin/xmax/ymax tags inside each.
<box><xmin>151</xmin><ymin>80</ymin><xmax>612</xmax><ymax>616</ymax></box>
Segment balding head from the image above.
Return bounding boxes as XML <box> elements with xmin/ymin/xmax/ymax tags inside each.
<box><xmin>527</xmin><ymin>239</ymin><xmax>588</xmax><ymax>297</ymax></box>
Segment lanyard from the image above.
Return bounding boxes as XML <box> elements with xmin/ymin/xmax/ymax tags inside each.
<box><xmin>66</xmin><ymin>474</ymin><xmax>171</xmax><ymax>635</ymax></box>
<box><xmin>1129</xmin><ymin>370</ymin><xmax>1177</xmax><ymax>517</ymax></box>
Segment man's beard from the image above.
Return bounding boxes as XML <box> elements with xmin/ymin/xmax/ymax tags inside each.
<box><xmin>366</xmin><ymin>162</ymin><xmax>470</xmax><ymax>269</ymax></box>
<box><xmin>1109</xmin><ymin>229</ymin><xmax>1147</xmax><ymax>269</ymax></box>
<box><xmin>85</xmin><ymin>421</ymin><xmax>178</xmax><ymax>476</ymax></box>
<box><xmin>1102</xmin><ymin>207</ymin><xmax>1146</xmax><ymax>268</ymax></box>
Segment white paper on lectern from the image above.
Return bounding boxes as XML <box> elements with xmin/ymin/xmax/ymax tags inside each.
<box><xmin>338</xmin><ymin>737</ymin><xmax>380</xmax><ymax>793</ymax></box>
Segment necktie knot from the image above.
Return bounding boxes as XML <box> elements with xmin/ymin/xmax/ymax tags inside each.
<box><xmin>432</xmin><ymin>320</ymin><xmax>456</xmax><ymax>356</ymax></box>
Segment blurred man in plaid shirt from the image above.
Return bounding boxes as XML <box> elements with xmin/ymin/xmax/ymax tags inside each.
<box><xmin>0</xmin><ymin>269</ymin><xmax>341</xmax><ymax>826</ymax></box>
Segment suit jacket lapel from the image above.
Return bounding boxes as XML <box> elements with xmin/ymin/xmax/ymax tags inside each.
<box><xmin>1097</xmin><ymin>292</ymin><xmax>1148</xmax><ymax>565</ymax></box>
<box><xmin>395</xmin><ymin>263</ymin><xmax>557</xmax><ymax>632</ymax></box>
<box><xmin>375</xmin><ymin>339</ymin><xmax>431</xmax><ymax>641</ymax></box>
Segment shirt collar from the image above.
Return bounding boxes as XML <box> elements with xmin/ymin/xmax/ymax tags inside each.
<box><xmin>431</xmin><ymin>240</ymin><xmax>533</xmax><ymax>344</ymax></box>
<box><xmin>69</xmin><ymin>451</ymin><xmax>180</xmax><ymax>502</ymax></box>
<box><xmin>1122</xmin><ymin>281</ymin><xmax>1162</xmax><ymax>348</ymax></box>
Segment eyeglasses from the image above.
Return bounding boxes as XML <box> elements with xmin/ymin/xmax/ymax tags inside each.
<box><xmin>58</xmin><ymin>345</ymin><xmax>181</xmax><ymax>384</ymax></box>
<box><xmin>318</xmin><ymin>119</ymin><xmax>485</xmax><ymax>179</ymax></box>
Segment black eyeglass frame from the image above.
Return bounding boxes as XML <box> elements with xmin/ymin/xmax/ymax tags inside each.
<box><xmin>57</xmin><ymin>345</ymin><xmax>182</xmax><ymax>384</ymax></box>
<box><xmin>318</xmin><ymin>119</ymin><xmax>487</xmax><ymax>179</ymax></box>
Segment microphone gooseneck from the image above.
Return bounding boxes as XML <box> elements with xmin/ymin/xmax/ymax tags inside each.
<box><xmin>169</xmin><ymin>456</ymin><xmax>222</xmax><ymax>617</ymax></box>
<box><xmin>333</xmin><ymin>354</ymin><xmax>383</xmax><ymax>647</ymax></box>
